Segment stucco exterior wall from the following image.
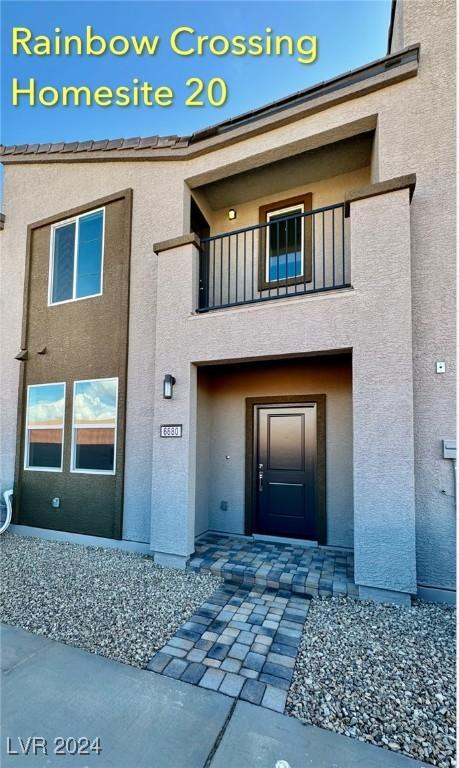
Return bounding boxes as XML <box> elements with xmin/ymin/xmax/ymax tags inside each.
<box><xmin>1</xmin><ymin>0</ymin><xmax>455</xmax><ymax>591</ymax></box>
<box><xmin>152</xmin><ymin>187</ymin><xmax>417</xmax><ymax>594</ymax></box>
<box><xmin>195</xmin><ymin>375</ymin><xmax>212</xmax><ymax>537</ymax></box>
<box><xmin>208</xmin><ymin>167</ymin><xmax>370</xmax><ymax>235</ymax></box>
<box><xmin>196</xmin><ymin>357</ymin><xmax>353</xmax><ymax>547</ymax></box>
<box><xmin>0</xmin><ymin>163</ymin><xmax>367</xmax><ymax>546</ymax></box>
<box><xmin>390</xmin><ymin>0</ymin><xmax>405</xmax><ymax>54</ymax></box>
<box><xmin>380</xmin><ymin>0</ymin><xmax>456</xmax><ymax>590</ymax></box>
<box><xmin>0</xmin><ymin>159</ymin><xmax>189</xmax><ymax>544</ymax></box>
<box><xmin>351</xmin><ymin>189</ymin><xmax>416</xmax><ymax>596</ymax></box>
<box><xmin>198</xmin><ymin>169</ymin><xmax>368</xmax><ymax>307</ymax></box>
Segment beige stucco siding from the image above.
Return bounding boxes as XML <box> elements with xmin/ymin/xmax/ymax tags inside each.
<box><xmin>208</xmin><ymin>167</ymin><xmax>370</xmax><ymax>235</ymax></box>
<box><xmin>196</xmin><ymin>357</ymin><xmax>353</xmax><ymax>547</ymax></box>
<box><xmin>195</xmin><ymin>375</ymin><xmax>212</xmax><ymax>537</ymax></box>
<box><xmin>0</xmin><ymin>0</ymin><xmax>455</xmax><ymax>591</ymax></box>
<box><xmin>1</xmin><ymin>160</ymin><xmax>189</xmax><ymax>543</ymax></box>
<box><xmin>199</xmin><ymin>168</ymin><xmax>369</xmax><ymax>307</ymax></box>
<box><xmin>381</xmin><ymin>0</ymin><xmax>456</xmax><ymax>589</ymax></box>
<box><xmin>151</xmin><ymin>187</ymin><xmax>417</xmax><ymax>594</ymax></box>
<box><xmin>390</xmin><ymin>0</ymin><xmax>405</xmax><ymax>53</ymax></box>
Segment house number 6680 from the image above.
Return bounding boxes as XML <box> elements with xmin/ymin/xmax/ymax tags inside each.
<box><xmin>185</xmin><ymin>77</ymin><xmax>228</xmax><ymax>107</ymax></box>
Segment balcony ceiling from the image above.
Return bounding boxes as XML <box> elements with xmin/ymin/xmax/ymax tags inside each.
<box><xmin>197</xmin><ymin>132</ymin><xmax>373</xmax><ymax>211</ymax></box>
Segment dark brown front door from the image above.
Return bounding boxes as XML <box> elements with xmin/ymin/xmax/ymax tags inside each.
<box><xmin>254</xmin><ymin>404</ymin><xmax>318</xmax><ymax>539</ymax></box>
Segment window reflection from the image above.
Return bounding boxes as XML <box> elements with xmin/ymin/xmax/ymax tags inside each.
<box><xmin>72</xmin><ymin>378</ymin><xmax>118</xmax><ymax>473</ymax></box>
<box><xmin>25</xmin><ymin>383</ymin><xmax>65</xmax><ymax>470</ymax></box>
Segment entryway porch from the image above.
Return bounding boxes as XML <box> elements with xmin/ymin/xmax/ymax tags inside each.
<box><xmin>195</xmin><ymin>354</ymin><xmax>354</xmax><ymax>549</ymax></box>
<box><xmin>151</xmin><ymin>179</ymin><xmax>418</xmax><ymax>605</ymax></box>
<box><xmin>189</xmin><ymin>533</ymin><xmax>357</xmax><ymax>597</ymax></box>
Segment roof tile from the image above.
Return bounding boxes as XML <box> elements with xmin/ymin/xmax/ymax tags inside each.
<box><xmin>157</xmin><ymin>135</ymin><xmax>178</xmax><ymax>147</ymax></box>
<box><xmin>105</xmin><ymin>138</ymin><xmax>124</xmax><ymax>150</ymax></box>
<box><xmin>91</xmin><ymin>139</ymin><xmax>109</xmax><ymax>151</ymax></box>
<box><xmin>36</xmin><ymin>144</ymin><xmax>51</xmax><ymax>153</ymax></box>
<box><xmin>138</xmin><ymin>135</ymin><xmax>159</xmax><ymax>149</ymax></box>
<box><xmin>121</xmin><ymin>137</ymin><xmax>141</xmax><ymax>149</ymax></box>
<box><xmin>74</xmin><ymin>140</ymin><xmax>93</xmax><ymax>152</ymax></box>
<box><xmin>62</xmin><ymin>142</ymin><xmax>79</xmax><ymax>152</ymax></box>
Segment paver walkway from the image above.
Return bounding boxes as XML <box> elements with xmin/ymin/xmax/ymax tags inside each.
<box><xmin>147</xmin><ymin>581</ymin><xmax>309</xmax><ymax>712</ymax></box>
<box><xmin>147</xmin><ymin>535</ymin><xmax>356</xmax><ymax>710</ymax></box>
<box><xmin>189</xmin><ymin>533</ymin><xmax>356</xmax><ymax>596</ymax></box>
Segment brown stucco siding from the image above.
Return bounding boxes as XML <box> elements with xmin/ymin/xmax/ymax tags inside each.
<box><xmin>14</xmin><ymin>190</ymin><xmax>132</xmax><ymax>539</ymax></box>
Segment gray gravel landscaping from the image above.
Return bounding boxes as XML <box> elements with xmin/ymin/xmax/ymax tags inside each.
<box><xmin>286</xmin><ymin>596</ymin><xmax>456</xmax><ymax>768</ymax></box>
<box><xmin>0</xmin><ymin>533</ymin><xmax>220</xmax><ymax>668</ymax></box>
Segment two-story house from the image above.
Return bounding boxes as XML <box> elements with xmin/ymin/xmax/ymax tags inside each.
<box><xmin>0</xmin><ymin>0</ymin><xmax>455</xmax><ymax>606</ymax></box>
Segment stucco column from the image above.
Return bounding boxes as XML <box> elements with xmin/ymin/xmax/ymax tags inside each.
<box><xmin>350</xmin><ymin>186</ymin><xmax>417</xmax><ymax>604</ymax></box>
<box><xmin>150</xmin><ymin>235</ymin><xmax>200</xmax><ymax>568</ymax></box>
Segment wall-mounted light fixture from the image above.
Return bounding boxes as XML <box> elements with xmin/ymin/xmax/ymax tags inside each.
<box><xmin>228</xmin><ymin>208</ymin><xmax>237</xmax><ymax>221</ymax></box>
<box><xmin>163</xmin><ymin>374</ymin><xmax>176</xmax><ymax>399</ymax></box>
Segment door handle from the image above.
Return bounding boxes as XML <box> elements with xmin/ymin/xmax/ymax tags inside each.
<box><xmin>258</xmin><ymin>463</ymin><xmax>264</xmax><ymax>492</ymax></box>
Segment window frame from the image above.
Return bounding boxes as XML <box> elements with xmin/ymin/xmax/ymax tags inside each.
<box><xmin>70</xmin><ymin>377</ymin><xmax>118</xmax><ymax>476</ymax></box>
<box><xmin>258</xmin><ymin>193</ymin><xmax>313</xmax><ymax>292</ymax></box>
<box><xmin>265</xmin><ymin>203</ymin><xmax>305</xmax><ymax>284</ymax></box>
<box><xmin>24</xmin><ymin>382</ymin><xmax>66</xmax><ymax>472</ymax></box>
<box><xmin>48</xmin><ymin>207</ymin><xmax>105</xmax><ymax>307</ymax></box>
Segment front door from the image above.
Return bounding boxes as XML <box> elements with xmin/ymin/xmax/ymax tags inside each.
<box><xmin>254</xmin><ymin>404</ymin><xmax>318</xmax><ymax>540</ymax></box>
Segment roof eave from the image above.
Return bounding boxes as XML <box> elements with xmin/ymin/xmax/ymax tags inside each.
<box><xmin>1</xmin><ymin>42</ymin><xmax>419</xmax><ymax>165</ymax></box>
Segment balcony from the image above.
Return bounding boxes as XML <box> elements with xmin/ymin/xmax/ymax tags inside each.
<box><xmin>197</xmin><ymin>202</ymin><xmax>349</xmax><ymax>312</ymax></box>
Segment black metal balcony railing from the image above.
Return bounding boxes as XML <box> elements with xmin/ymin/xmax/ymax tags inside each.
<box><xmin>197</xmin><ymin>202</ymin><xmax>349</xmax><ymax>312</ymax></box>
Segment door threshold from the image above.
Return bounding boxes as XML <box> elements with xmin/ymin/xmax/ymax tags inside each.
<box><xmin>252</xmin><ymin>533</ymin><xmax>318</xmax><ymax>548</ymax></box>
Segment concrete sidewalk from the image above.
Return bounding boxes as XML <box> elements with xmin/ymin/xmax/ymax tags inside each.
<box><xmin>1</xmin><ymin>624</ymin><xmax>429</xmax><ymax>768</ymax></box>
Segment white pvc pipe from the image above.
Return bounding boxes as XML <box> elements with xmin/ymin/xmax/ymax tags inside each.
<box><xmin>0</xmin><ymin>490</ymin><xmax>13</xmax><ymax>534</ymax></box>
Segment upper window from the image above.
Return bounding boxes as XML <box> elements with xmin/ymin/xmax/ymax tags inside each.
<box><xmin>258</xmin><ymin>193</ymin><xmax>313</xmax><ymax>291</ymax></box>
<box><xmin>49</xmin><ymin>208</ymin><xmax>105</xmax><ymax>305</ymax></box>
<box><xmin>71</xmin><ymin>378</ymin><xmax>118</xmax><ymax>474</ymax></box>
<box><xmin>25</xmin><ymin>383</ymin><xmax>65</xmax><ymax>471</ymax></box>
<box><xmin>266</xmin><ymin>204</ymin><xmax>304</xmax><ymax>282</ymax></box>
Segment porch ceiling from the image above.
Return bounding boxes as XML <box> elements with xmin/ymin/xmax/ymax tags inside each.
<box><xmin>195</xmin><ymin>132</ymin><xmax>373</xmax><ymax>210</ymax></box>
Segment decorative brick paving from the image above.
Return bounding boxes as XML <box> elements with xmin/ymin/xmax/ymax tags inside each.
<box><xmin>147</xmin><ymin>582</ymin><xmax>309</xmax><ymax>712</ymax></box>
<box><xmin>146</xmin><ymin>536</ymin><xmax>357</xmax><ymax>713</ymax></box>
<box><xmin>189</xmin><ymin>534</ymin><xmax>356</xmax><ymax>597</ymax></box>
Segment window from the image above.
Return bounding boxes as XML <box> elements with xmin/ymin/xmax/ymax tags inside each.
<box><xmin>266</xmin><ymin>204</ymin><xmax>304</xmax><ymax>282</ymax></box>
<box><xmin>258</xmin><ymin>194</ymin><xmax>313</xmax><ymax>290</ymax></box>
<box><xmin>25</xmin><ymin>383</ymin><xmax>65</xmax><ymax>471</ymax></box>
<box><xmin>49</xmin><ymin>208</ymin><xmax>104</xmax><ymax>304</ymax></box>
<box><xmin>71</xmin><ymin>378</ymin><xmax>118</xmax><ymax>474</ymax></box>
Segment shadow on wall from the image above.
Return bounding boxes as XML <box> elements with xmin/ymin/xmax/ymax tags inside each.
<box><xmin>195</xmin><ymin>353</ymin><xmax>353</xmax><ymax>548</ymax></box>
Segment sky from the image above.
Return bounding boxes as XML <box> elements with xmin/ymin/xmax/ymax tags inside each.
<box><xmin>28</xmin><ymin>383</ymin><xmax>65</xmax><ymax>425</ymax></box>
<box><xmin>28</xmin><ymin>380</ymin><xmax>117</xmax><ymax>424</ymax></box>
<box><xmin>1</xmin><ymin>0</ymin><xmax>392</xmax><ymax>148</ymax></box>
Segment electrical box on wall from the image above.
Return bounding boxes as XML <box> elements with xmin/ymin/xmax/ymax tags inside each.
<box><xmin>443</xmin><ymin>440</ymin><xmax>456</xmax><ymax>459</ymax></box>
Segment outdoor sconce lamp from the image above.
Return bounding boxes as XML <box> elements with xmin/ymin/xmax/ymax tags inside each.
<box><xmin>228</xmin><ymin>208</ymin><xmax>237</xmax><ymax>221</ymax></box>
<box><xmin>163</xmin><ymin>374</ymin><xmax>176</xmax><ymax>399</ymax></box>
